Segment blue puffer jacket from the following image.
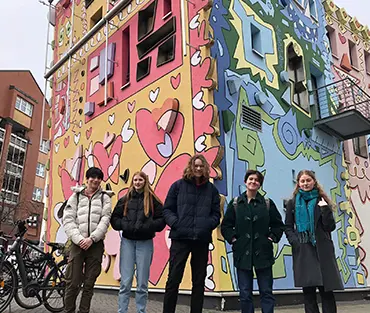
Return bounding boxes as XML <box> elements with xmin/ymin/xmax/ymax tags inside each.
<box><xmin>163</xmin><ymin>178</ymin><xmax>221</xmax><ymax>243</ymax></box>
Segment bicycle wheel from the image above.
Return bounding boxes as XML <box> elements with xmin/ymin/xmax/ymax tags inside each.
<box><xmin>0</xmin><ymin>261</ymin><xmax>18</xmax><ymax>312</ymax></box>
<box><xmin>42</xmin><ymin>259</ymin><xmax>67</xmax><ymax>313</ymax></box>
<box><xmin>14</xmin><ymin>281</ymin><xmax>43</xmax><ymax>309</ymax></box>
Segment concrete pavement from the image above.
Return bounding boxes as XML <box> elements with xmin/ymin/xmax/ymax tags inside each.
<box><xmin>5</xmin><ymin>291</ymin><xmax>369</xmax><ymax>313</ymax></box>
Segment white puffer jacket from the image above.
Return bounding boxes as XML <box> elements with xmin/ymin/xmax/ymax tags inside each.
<box><xmin>63</xmin><ymin>186</ymin><xmax>114</xmax><ymax>245</ymax></box>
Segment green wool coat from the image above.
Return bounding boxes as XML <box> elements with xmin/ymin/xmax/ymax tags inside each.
<box><xmin>221</xmin><ymin>192</ymin><xmax>284</xmax><ymax>270</ymax></box>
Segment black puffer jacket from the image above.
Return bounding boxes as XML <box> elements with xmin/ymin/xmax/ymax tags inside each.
<box><xmin>163</xmin><ymin>178</ymin><xmax>221</xmax><ymax>243</ymax></box>
<box><xmin>110</xmin><ymin>191</ymin><xmax>165</xmax><ymax>240</ymax></box>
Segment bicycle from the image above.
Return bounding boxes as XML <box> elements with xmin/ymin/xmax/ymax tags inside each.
<box><xmin>0</xmin><ymin>220</ymin><xmax>68</xmax><ymax>312</ymax></box>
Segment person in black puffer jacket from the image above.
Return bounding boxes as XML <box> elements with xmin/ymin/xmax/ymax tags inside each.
<box><xmin>111</xmin><ymin>171</ymin><xmax>165</xmax><ymax>313</ymax></box>
<box><xmin>162</xmin><ymin>154</ymin><xmax>221</xmax><ymax>313</ymax></box>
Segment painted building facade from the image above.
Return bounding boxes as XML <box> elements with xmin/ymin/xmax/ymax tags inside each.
<box><xmin>45</xmin><ymin>0</ymin><xmax>369</xmax><ymax>294</ymax></box>
<box><xmin>324</xmin><ymin>0</ymin><xmax>370</xmax><ymax>287</ymax></box>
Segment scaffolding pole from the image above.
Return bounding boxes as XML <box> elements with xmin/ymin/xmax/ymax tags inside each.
<box><xmin>39</xmin><ymin>0</ymin><xmax>53</xmax><ymax>245</ymax></box>
<box><xmin>104</xmin><ymin>0</ymin><xmax>110</xmax><ymax>107</ymax></box>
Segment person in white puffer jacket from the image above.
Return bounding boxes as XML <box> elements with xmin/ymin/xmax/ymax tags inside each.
<box><xmin>62</xmin><ymin>167</ymin><xmax>113</xmax><ymax>313</ymax></box>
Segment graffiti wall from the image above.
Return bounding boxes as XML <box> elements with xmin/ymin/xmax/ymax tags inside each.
<box><xmin>46</xmin><ymin>0</ymin><xmax>368</xmax><ymax>292</ymax></box>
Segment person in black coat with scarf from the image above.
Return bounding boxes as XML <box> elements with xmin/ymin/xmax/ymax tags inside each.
<box><xmin>111</xmin><ymin>171</ymin><xmax>165</xmax><ymax>313</ymax></box>
<box><xmin>285</xmin><ymin>170</ymin><xmax>343</xmax><ymax>313</ymax></box>
<box><xmin>162</xmin><ymin>154</ymin><xmax>221</xmax><ymax>313</ymax></box>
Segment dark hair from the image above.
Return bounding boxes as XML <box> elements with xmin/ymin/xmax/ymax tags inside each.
<box><xmin>86</xmin><ymin>167</ymin><xmax>104</xmax><ymax>180</ymax></box>
<box><xmin>244</xmin><ymin>170</ymin><xmax>264</xmax><ymax>185</ymax></box>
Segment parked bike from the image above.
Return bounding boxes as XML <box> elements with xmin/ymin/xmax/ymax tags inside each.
<box><xmin>0</xmin><ymin>220</ymin><xmax>67</xmax><ymax>312</ymax></box>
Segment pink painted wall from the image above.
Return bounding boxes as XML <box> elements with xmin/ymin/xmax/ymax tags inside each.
<box><xmin>326</xmin><ymin>2</ymin><xmax>370</xmax><ymax>284</ymax></box>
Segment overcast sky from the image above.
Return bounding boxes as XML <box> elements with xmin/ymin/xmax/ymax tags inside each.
<box><xmin>0</xmin><ymin>0</ymin><xmax>368</xmax><ymax>91</ymax></box>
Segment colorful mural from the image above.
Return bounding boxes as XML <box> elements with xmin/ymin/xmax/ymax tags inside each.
<box><xmin>324</xmin><ymin>0</ymin><xmax>370</xmax><ymax>286</ymax></box>
<box><xmin>45</xmin><ymin>0</ymin><xmax>368</xmax><ymax>293</ymax></box>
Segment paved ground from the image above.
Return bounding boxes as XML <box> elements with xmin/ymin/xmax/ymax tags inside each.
<box><xmin>5</xmin><ymin>292</ymin><xmax>369</xmax><ymax>313</ymax></box>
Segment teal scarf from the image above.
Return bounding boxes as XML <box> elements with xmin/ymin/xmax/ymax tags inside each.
<box><xmin>295</xmin><ymin>189</ymin><xmax>319</xmax><ymax>246</ymax></box>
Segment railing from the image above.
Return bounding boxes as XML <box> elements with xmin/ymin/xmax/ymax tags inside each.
<box><xmin>313</xmin><ymin>78</ymin><xmax>370</xmax><ymax>120</ymax></box>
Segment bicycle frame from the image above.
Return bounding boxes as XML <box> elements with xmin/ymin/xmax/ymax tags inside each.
<box><xmin>3</xmin><ymin>225</ymin><xmax>64</xmax><ymax>298</ymax></box>
<box><xmin>21</xmin><ymin>240</ymin><xmax>58</xmax><ymax>281</ymax></box>
<box><xmin>0</xmin><ymin>221</ymin><xmax>67</xmax><ymax>313</ymax></box>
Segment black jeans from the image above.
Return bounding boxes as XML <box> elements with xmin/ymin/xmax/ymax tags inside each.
<box><xmin>237</xmin><ymin>266</ymin><xmax>275</xmax><ymax>313</ymax></box>
<box><xmin>303</xmin><ymin>286</ymin><xmax>337</xmax><ymax>313</ymax></box>
<box><xmin>163</xmin><ymin>240</ymin><xmax>209</xmax><ymax>313</ymax></box>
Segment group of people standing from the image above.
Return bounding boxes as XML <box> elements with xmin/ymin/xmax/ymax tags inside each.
<box><xmin>62</xmin><ymin>154</ymin><xmax>343</xmax><ymax>313</ymax></box>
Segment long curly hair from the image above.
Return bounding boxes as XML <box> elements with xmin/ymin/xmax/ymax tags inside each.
<box><xmin>292</xmin><ymin>170</ymin><xmax>334</xmax><ymax>209</ymax></box>
<box><xmin>123</xmin><ymin>171</ymin><xmax>162</xmax><ymax>217</ymax></box>
<box><xmin>183</xmin><ymin>154</ymin><xmax>210</xmax><ymax>181</ymax></box>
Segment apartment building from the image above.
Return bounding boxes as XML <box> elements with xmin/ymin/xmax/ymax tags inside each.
<box><xmin>0</xmin><ymin>70</ymin><xmax>49</xmax><ymax>239</ymax></box>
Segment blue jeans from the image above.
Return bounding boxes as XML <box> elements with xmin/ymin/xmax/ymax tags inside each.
<box><xmin>118</xmin><ymin>238</ymin><xmax>153</xmax><ymax>313</ymax></box>
<box><xmin>237</xmin><ymin>266</ymin><xmax>275</xmax><ymax>313</ymax></box>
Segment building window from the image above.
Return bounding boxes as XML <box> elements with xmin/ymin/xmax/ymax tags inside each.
<box><xmin>90</xmin><ymin>7</ymin><xmax>102</xmax><ymax>29</ymax></box>
<box><xmin>287</xmin><ymin>44</ymin><xmax>309</xmax><ymax>112</ymax></box>
<box><xmin>365</xmin><ymin>50</ymin><xmax>370</xmax><ymax>75</ymax></box>
<box><xmin>310</xmin><ymin>74</ymin><xmax>319</xmax><ymax>107</ymax></box>
<box><xmin>27</xmin><ymin>214</ymin><xmax>39</xmax><ymax>228</ymax></box>
<box><xmin>326</xmin><ymin>26</ymin><xmax>338</xmax><ymax>57</ymax></box>
<box><xmin>32</xmin><ymin>187</ymin><xmax>43</xmax><ymax>202</ymax></box>
<box><xmin>40</xmin><ymin>139</ymin><xmax>49</xmax><ymax>154</ymax></box>
<box><xmin>251</xmin><ymin>24</ymin><xmax>263</xmax><ymax>56</ymax></box>
<box><xmin>85</xmin><ymin>0</ymin><xmax>94</xmax><ymax>8</ymax></box>
<box><xmin>353</xmin><ymin>136</ymin><xmax>368</xmax><ymax>158</ymax></box>
<box><xmin>0</xmin><ymin>127</ymin><xmax>5</xmax><ymax>160</ymax></box>
<box><xmin>138</xmin><ymin>1</ymin><xmax>156</xmax><ymax>40</ymax></box>
<box><xmin>349</xmin><ymin>40</ymin><xmax>359</xmax><ymax>69</ymax></box>
<box><xmin>157</xmin><ymin>36</ymin><xmax>175</xmax><ymax>67</ymax></box>
<box><xmin>309</xmin><ymin>0</ymin><xmax>318</xmax><ymax>21</ymax></box>
<box><xmin>2</xmin><ymin>133</ymin><xmax>27</xmax><ymax>206</ymax></box>
<box><xmin>122</xmin><ymin>26</ymin><xmax>130</xmax><ymax>87</ymax></box>
<box><xmin>15</xmin><ymin>97</ymin><xmax>33</xmax><ymax>117</ymax></box>
<box><xmin>163</xmin><ymin>0</ymin><xmax>172</xmax><ymax>18</ymax></box>
<box><xmin>36</xmin><ymin>163</ymin><xmax>46</xmax><ymax>178</ymax></box>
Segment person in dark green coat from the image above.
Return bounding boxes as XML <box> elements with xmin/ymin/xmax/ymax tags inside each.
<box><xmin>221</xmin><ymin>170</ymin><xmax>284</xmax><ymax>313</ymax></box>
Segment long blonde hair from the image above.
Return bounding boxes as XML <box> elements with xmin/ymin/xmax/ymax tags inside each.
<box><xmin>293</xmin><ymin>170</ymin><xmax>334</xmax><ymax>209</ymax></box>
<box><xmin>183</xmin><ymin>154</ymin><xmax>210</xmax><ymax>180</ymax></box>
<box><xmin>123</xmin><ymin>171</ymin><xmax>162</xmax><ymax>217</ymax></box>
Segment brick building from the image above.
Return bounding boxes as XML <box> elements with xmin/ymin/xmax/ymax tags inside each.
<box><xmin>0</xmin><ymin>70</ymin><xmax>49</xmax><ymax>239</ymax></box>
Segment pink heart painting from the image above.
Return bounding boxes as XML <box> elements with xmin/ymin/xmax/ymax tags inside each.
<box><xmin>92</xmin><ymin>136</ymin><xmax>123</xmax><ymax>183</ymax></box>
<box><xmin>86</xmin><ymin>127</ymin><xmax>92</xmax><ymax>139</ymax></box>
<box><xmin>64</xmin><ymin>136</ymin><xmax>70</xmax><ymax>148</ymax></box>
<box><xmin>170</xmin><ymin>73</ymin><xmax>181</xmax><ymax>90</ymax></box>
<box><xmin>127</xmin><ymin>100</ymin><xmax>136</xmax><ymax>113</ymax></box>
<box><xmin>136</xmin><ymin>109</ymin><xmax>184</xmax><ymax>166</ymax></box>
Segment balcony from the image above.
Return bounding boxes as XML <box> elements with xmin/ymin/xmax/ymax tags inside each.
<box><xmin>313</xmin><ymin>78</ymin><xmax>370</xmax><ymax>140</ymax></box>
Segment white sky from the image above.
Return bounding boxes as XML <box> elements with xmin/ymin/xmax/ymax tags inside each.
<box><xmin>0</xmin><ymin>0</ymin><xmax>368</xmax><ymax>91</ymax></box>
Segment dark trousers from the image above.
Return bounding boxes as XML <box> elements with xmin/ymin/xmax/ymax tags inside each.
<box><xmin>303</xmin><ymin>286</ymin><xmax>337</xmax><ymax>313</ymax></box>
<box><xmin>163</xmin><ymin>240</ymin><xmax>209</xmax><ymax>313</ymax></box>
<box><xmin>237</xmin><ymin>266</ymin><xmax>275</xmax><ymax>313</ymax></box>
<box><xmin>64</xmin><ymin>241</ymin><xmax>104</xmax><ymax>313</ymax></box>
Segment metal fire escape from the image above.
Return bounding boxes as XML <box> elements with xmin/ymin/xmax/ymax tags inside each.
<box><xmin>313</xmin><ymin>78</ymin><xmax>370</xmax><ymax>140</ymax></box>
